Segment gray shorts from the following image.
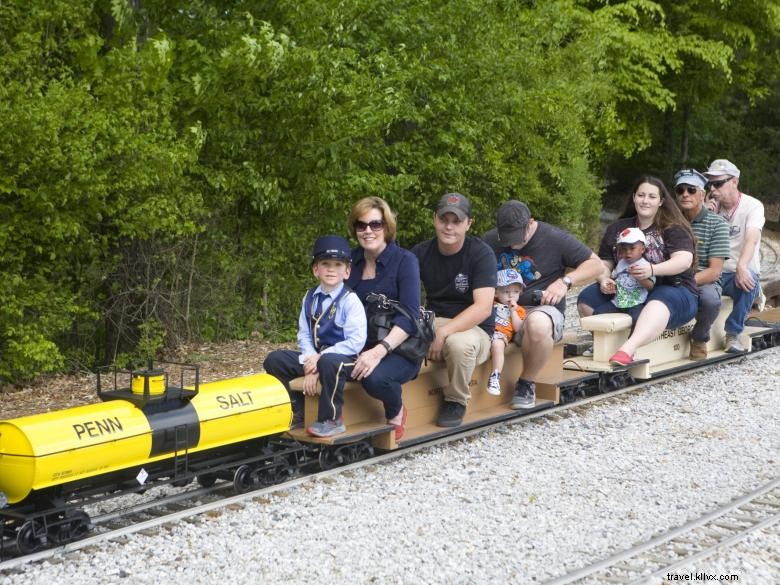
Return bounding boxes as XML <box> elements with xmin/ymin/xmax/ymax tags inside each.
<box><xmin>514</xmin><ymin>305</ymin><xmax>565</xmax><ymax>345</ymax></box>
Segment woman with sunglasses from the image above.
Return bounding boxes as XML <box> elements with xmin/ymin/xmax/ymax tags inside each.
<box><xmin>577</xmin><ymin>176</ymin><xmax>699</xmax><ymax>365</ymax></box>
<box><xmin>345</xmin><ymin>196</ymin><xmax>422</xmax><ymax>440</ymax></box>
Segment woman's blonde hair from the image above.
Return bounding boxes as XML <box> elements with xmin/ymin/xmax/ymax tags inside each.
<box><xmin>348</xmin><ymin>196</ymin><xmax>397</xmax><ymax>242</ymax></box>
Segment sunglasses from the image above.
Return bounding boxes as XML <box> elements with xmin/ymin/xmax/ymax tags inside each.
<box><xmin>675</xmin><ymin>185</ymin><xmax>699</xmax><ymax>196</ymax></box>
<box><xmin>354</xmin><ymin>219</ymin><xmax>385</xmax><ymax>232</ymax></box>
<box><xmin>707</xmin><ymin>177</ymin><xmax>731</xmax><ymax>190</ymax></box>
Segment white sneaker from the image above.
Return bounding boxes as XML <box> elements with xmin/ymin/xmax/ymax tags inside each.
<box><xmin>487</xmin><ymin>372</ymin><xmax>501</xmax><ymax>395</ymax></box>
<box><xmin>724</xmin><ymin>334</ymin><xmax>745</xmax><ymax>353</ymax></box>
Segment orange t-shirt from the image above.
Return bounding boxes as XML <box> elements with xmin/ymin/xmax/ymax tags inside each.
<box><xmin>494</xmin><ymin>303</ymin><xmax>526</xmax><ymax>338</ymax></box>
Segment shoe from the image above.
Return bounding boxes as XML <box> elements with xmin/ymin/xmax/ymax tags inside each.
<box><xmin>436</xmin><ymin>401</ymin><xmax>466</xmax><ymax>427</ymax></box>
<box><xmin>487</xmin><ymin>371</ymin><xmax>501</xmax><ymax>396</ymax></box>
<box><xmin>307</xmin><ymin>419</ymin><xmax>346</xmax><ymax>438</ymax></box>
<box><xmin>510</xmin><ymin>379</ymin><xmax>536</xmax><ymax>410</ymax></box>
<box><xmin>388</xmin><ymin>405</ymin><xmax>408</xmax><ymax>441</ymax></box>
<box><xmin>724</xmin><ymin>334</ymin><xmax>745</xmax><ymax>353</ymax></box>
<box><xmin>609</xmin><ymin>350</ymin><xmax>634</xmax><ymax>366</ymax></box>
<box><xmin>290</xmin><ymin>409</ymin><xmax>304</xmax><ymax>430</ymax></box>
<box><xmin>689</xmin><ymin>341</ymin><xmax>707</xmax><ymax>360</ymax></box>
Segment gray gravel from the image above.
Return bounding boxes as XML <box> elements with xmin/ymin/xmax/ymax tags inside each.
<box><xmin>4</xmin><ymin>347</ymin><xmax>778</xmax><ymax>585</ymax></box>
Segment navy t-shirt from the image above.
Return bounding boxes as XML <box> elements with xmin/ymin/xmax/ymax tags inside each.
<box><xmin>411</xmin><ymin>235</ymin><xmax>496</xmax><ymax>336</ymax></box>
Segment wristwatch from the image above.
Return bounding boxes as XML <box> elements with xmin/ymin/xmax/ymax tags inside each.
<box><xmin>562</xmin><ymin>276</ymin><xmax>573</xmax><ymax>290</ymax></box>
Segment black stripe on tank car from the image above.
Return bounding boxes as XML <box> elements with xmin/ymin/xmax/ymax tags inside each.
<box><xmin>142</xmin><ymin>401</ymin><xmax>201</xmax><ymax>458</ymax></box>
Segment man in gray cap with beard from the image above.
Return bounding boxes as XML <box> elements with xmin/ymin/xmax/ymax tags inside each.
<box><xmin>703</xmin><ymin>159</ymin><xmax>765</xmax><ymax>352</ymax></box>
<box><xmin>483</xmin><ymin>201</ymin><xmax>602</xmax><ymax>409</ymax></box>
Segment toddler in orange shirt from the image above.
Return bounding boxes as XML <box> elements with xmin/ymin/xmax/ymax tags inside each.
<box><xmin>487</xmin><ymin>269</ymin><xmax>526</xmax><ymax>395</ymax></box>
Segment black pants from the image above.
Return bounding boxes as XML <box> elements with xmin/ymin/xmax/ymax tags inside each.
<box><xmin>263</xmin><ymin>350</ymin><xmax>355</xmax><ymax>422</ymax></box>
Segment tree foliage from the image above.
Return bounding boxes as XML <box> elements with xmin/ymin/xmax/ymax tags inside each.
<box><xmin>1</xmin><ymin>0</ymin><xmax>778</xmax><ymax>382</ymax></box>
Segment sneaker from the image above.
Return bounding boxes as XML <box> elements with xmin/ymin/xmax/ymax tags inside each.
<box><xmin>724</xmin><ymin>334</ymin><xmax>745</xmax><ymax>353</ymax></box>
<box><xmin>388</xmin><ymin>405</ymin><xmax>408</xmax><ymax>441</ymax></box>
<box><xmin>307</xmin><ymin>419</ymin><xmax>346</xmax><ymax>438</ymax></box>
<box><xmin>291</xmin><ymin>410</ymin><xmax>304</xmax><ymax>430</ymax></box>
<box><xmin>510</xmin><ymin>379</ymin><xmax>536</xmax><ymax>410</ymax></box>
<box><xmin>487</xmin><ymin>371</ymin><xmax>501</xmax><ymax>396</ymax></box>
<box><xmin>689</xmin><ymin>341</ymin><xmax>707</xmax><ymax>360</ymax></box>
<box><xmin>436</xmin><ymin>401</ymin><xmax>466</xmax><ymax>427</ymax></box>
<box><xmin>609</xmin><ymin>350</ymin><xmax>634</xmax><ymax>366</ymax></box>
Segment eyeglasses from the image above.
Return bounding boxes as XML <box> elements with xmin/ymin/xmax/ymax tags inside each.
<box><xmin>707</xmin><ymin>177</ymin><xmax>731</xmax><ymax>190</ymax></box>
<box><xmin>354</xmin><ymin>219</ymin><xmax>385</xmax><ymax>232</ymax></box>
<box><xmin>675</xmin><ymin>186</ymin><xmax>699</xmax><ymax>196</ymax></box>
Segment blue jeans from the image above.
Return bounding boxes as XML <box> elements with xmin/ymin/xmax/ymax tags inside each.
<box><xmin>578</xmin><ymin>283</ymin><xmax>698</xmax><ymax>329</ymax></box>
<box><xmin>361</xmin><ymin>352</ymin><xmax>421</xmax><ymax>419</ymax></box>
<box><xmin>691</xmin><ymin>283</ymin><xmax>722</xmax><ymax>343</ymax></box>
<box><xmin>721</xmin><ymin>270</ymin><xmax>760</xmax><ymax>335</ymax></box>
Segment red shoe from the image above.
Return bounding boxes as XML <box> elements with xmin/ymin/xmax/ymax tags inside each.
<box><xmin>390</xmin><ymin>405</ymin><xmax>408</xmax><ymax>441</ymax></box>
<box><xmin>609</xmin><ymin>350</ymin><xmax>634</xmax><ymax>366</ymax></box>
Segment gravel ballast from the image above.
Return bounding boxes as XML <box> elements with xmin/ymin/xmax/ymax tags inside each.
<box><xmin>5</xmin><ymin>347</ymin><xmax>778</xmax><ymax>584</ymax></box>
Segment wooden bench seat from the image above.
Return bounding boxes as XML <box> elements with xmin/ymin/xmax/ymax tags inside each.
<box><xmin>565</xmin><ymin>297</ymin><xmax>747</xmax><ymax>378</ymax></box>
<box><xmin>287</xmin><ymin>342</ymin><xmax>564</xmax><ymax>450</ymax></box>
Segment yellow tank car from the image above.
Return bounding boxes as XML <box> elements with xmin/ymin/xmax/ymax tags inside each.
<box><xmin>0</xmin><ymin>373</ymin><xmax>291</xmax><ymax>506</ymax></box>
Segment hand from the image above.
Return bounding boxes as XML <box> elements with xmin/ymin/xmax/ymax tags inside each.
<box><xmin>303</xmin><ymin>353</ymin><xmax>321</xmax><ymax>375</ymax></box>
<box><xmin>302</xmin><ymin>372</ymin><xmax>320</xmax><ymax>395</ymax></box>
<box><xmin>704</xmin><ymin>197</ymin><xmax>719</xmax><ymax>213</ymax></box>
<box><xmin>599</xmin><ymin>279</ymin><xmax>616</xmax><ymax>294</ymax></box>
<box><xmin>427</xmin><ymin>328</ymin><xmax>447</xmax><ymax>361</ymax></box>
<box><xmin>352</xmin><ymin>346</ymin><xmax>384</xmax><ymax>380</ymax></box>
<box><xmin>735</xmin><ymin>265</ymin><xmax>756</xmax><ymax>292</ymax></box>
<box><xmin>628</xmin><ymin>263</ymin><xmax>653</xmax><ymax>281</ymax></box>
<box><xmin>541</xmin><ymin>279</ymin><xmax>568</xmax><ymax>306</ymax></box>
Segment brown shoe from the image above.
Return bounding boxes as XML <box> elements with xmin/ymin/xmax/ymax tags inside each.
<box><xmin>689</xmin><ymin>341</ymin><xmax>707</xmax><ymax>360</ymax></box>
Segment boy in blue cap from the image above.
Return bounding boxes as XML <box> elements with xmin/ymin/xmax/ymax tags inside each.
<box><xmin>263</xmin><ymin>235</ymin><xmax>367</xmax><ymax>437</ymax></box>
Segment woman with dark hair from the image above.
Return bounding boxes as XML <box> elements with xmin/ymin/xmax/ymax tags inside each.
<box><xmin>345</xmin><ymin>196</ymin><xmax>421</xmax><ymax>440</ymax></box>
<box><xmin>577</xmin><ymin>176</ymin><xmax>699</xmax><ymax>365</ymax></box>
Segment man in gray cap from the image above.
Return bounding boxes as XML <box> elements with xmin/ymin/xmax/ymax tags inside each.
<box><xmin>483</xmin><ymin>201</ymin><xmax>602</xmax><ymax>409</ymax></box>
<box><xmin>412</xmin><ymin>192</ymin><xmax>496</xmax><ymax>427</ymax></box>
<box><xmin>673</xmin><ymin>169</ymin><xmax>730</xmax><ymax>359</ymax></box>
<box><xmin>703</xmin><ymin>159</ymin><xmax>765</xmax><ymax>352</ymax></box>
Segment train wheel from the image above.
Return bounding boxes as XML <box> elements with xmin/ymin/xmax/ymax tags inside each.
<box><xmin>16</xmin><ymin>521</ymin><xmax>43</xmax><ymax>555</ymax></box>
<box><xmin>318</xmin><ymin>447</ymin><xmax>341</xmax><ymax>471</ymax></box>
<box><xmin>233</xmin><ymin>465</ymin><xmax>255</xmax><ymax>494</ymax></box>
<box><xmin>50</xmin><ymin>510</ymin><xmax>91</xmax><ymax>545</ymax></box>
<box><xmin>197</xmin><ymin>473</ymin><xmax>217</xmax><ymax>488</ymax></box>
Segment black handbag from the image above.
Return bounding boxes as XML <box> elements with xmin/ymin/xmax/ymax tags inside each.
<box><xmin>364</xmin><ymin>293</ymin><xmax>435</xmax><ymax>365</ymax></box>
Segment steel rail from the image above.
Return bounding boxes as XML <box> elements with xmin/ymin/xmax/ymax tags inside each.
<box><xmin>0</xmin><ymin>349</ymin><xmax>773</xmax><ymax>572</ymax></box>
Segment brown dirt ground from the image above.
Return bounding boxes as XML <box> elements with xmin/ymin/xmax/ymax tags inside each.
<box><xmin>0</xmin><ymin>338</ymin><xmax>292</xmax><ymax>420</ymax></box>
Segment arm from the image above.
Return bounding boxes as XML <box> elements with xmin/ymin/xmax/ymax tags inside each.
<box><xmin>428</xmin><ymin>287</ymin><xmax>494</xmax><ymax>361</ymax></box>
<box><xmin>735</xmin><ymin>227</ymin><xmax>761</xmax><ymax>291</ymax></box>
<box><xmin>543</xmin><ymin>253</ymin><xmax>605</xmax><ymax>306</ymax></box>
<box><xmin>629</xmin><ymin>251</ymin><xmax>693</xmax><ymax>281</ymax></box>
<box><xmin>296</xmin><ymin>294</ymin><xmax>318</xmax><ymax>365</ymax></box>
<box><xmin>695</xmin><ymin>257</ymin><xmax>725</xmax><ymax>286</ymax></box>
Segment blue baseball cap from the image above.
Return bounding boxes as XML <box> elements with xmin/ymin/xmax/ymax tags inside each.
<box><xmin>312</xmin><ymin>235</ymin><xmax>351</xmax><ymax>263</ymax></box>
<box><xmin>673</xmin><ymin>169</ymin><xmax>707</xmax><ymax>190</ymax></box>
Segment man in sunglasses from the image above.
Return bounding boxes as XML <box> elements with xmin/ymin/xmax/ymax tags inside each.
<box><xmin>673</xmin><ymin>169</ymin><xmax>730</xmax><ymax>359</ymax></box>
<box><xmin>703</xmin><ymin>159</ymin><xmax>765</xmax><ymax>353</ymax></box>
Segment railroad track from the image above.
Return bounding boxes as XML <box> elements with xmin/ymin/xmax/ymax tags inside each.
<box><xmin>543</xmin><ymin>477</ymin><xmax>780</xmax><ymax>585</ymax></box>
<box><xmin>0</xmin><ymin>350</ymin><xmax>770</xmax><ymax>573</ymax></box>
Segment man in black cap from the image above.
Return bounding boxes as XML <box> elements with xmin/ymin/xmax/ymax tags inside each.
<box><xmin>412</xmin><ymin>193</ymin><xmax>496</xmax><ymax>427</ymax></box>
<box><xmin>483</xmin><ymin>201</ymin><xmax>602</xmax><ymax>408</ymax></box>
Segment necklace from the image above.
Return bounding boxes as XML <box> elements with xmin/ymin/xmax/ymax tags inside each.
<box><xmin>720</xmin><ymin>192</ymin><xmax>742</xmax><ymax>224</ymax></box>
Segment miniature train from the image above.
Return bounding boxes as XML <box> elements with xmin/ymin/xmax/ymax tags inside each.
<box><xmin>1</xmin><ymin>302</ymin><xmax>779</xmax><ymax>556</ymax></box>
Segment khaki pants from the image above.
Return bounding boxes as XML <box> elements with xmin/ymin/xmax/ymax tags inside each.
<box><xmin>436</xmin><ymin>317</ymin><xmax>492</xmax><ymax>406</ymax></box>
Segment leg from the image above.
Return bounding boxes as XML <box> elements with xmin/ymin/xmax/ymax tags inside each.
<box><xmin>263</xmin><ymin>349</ymin><xmax>305</xmax><ymax>416</ymax></box>
<box><xmin>315</xmin><ymin>353</ymin><xmax>355</xmax><ymax>422</ymax></box>
<box><xmin>518</xmin><ymin>311</ymin><xmax>554</xmax><ymax>382</ymax></box>
<box><xmin>491</xmin><ymin>338</ymin><xmax>506</xmax><ymax>374</ymax></box>
<box><xmin>721</xmin><ymin>271</ymin><xmax>760</xmax><ymax>335</ymax></box>
<box><xmin>616</xmin><ymin>300</ymin><xmax>670</xmax><ymax>356</ymax></box>
<box><xmin>361</xmin><ymin>353</ymin><xmax>419</xmax><ymax>419</ymax></box>
<box><xmin>441</xmin><ymin>324</ymin><xmax>492</xmax><ymax>406</ymax></box>
<box><xmin>577</xmin><ymin>283</ymin><xmax>613</xmax><ymax>318</ymax></box>
<box><xmin>691</xmin><ymin>283</ymin><xmax>722</xmax><ymax>343</ymax></box>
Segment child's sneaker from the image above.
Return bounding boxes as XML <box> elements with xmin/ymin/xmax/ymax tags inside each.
<box><xmin>307</xmin><ymin>419</ymin><xmax>346</xmax><ymax>438</ymax></box>
<box><xmin>487</xmin><ymin>371</ymin><xmax>501</xmax><ymax>396</ymax></box>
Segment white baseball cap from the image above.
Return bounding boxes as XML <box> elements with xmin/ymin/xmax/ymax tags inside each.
<box><xmin>616</xmin><ymin>227</ymin><xmax>646</xmax><ymax>245</ymax></box>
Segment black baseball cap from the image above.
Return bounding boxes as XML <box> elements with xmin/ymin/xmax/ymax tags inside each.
<box><xmin>312</xmin><ymin>235</ymin><xmax>351</xmax><ymax>263</ymax></box>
